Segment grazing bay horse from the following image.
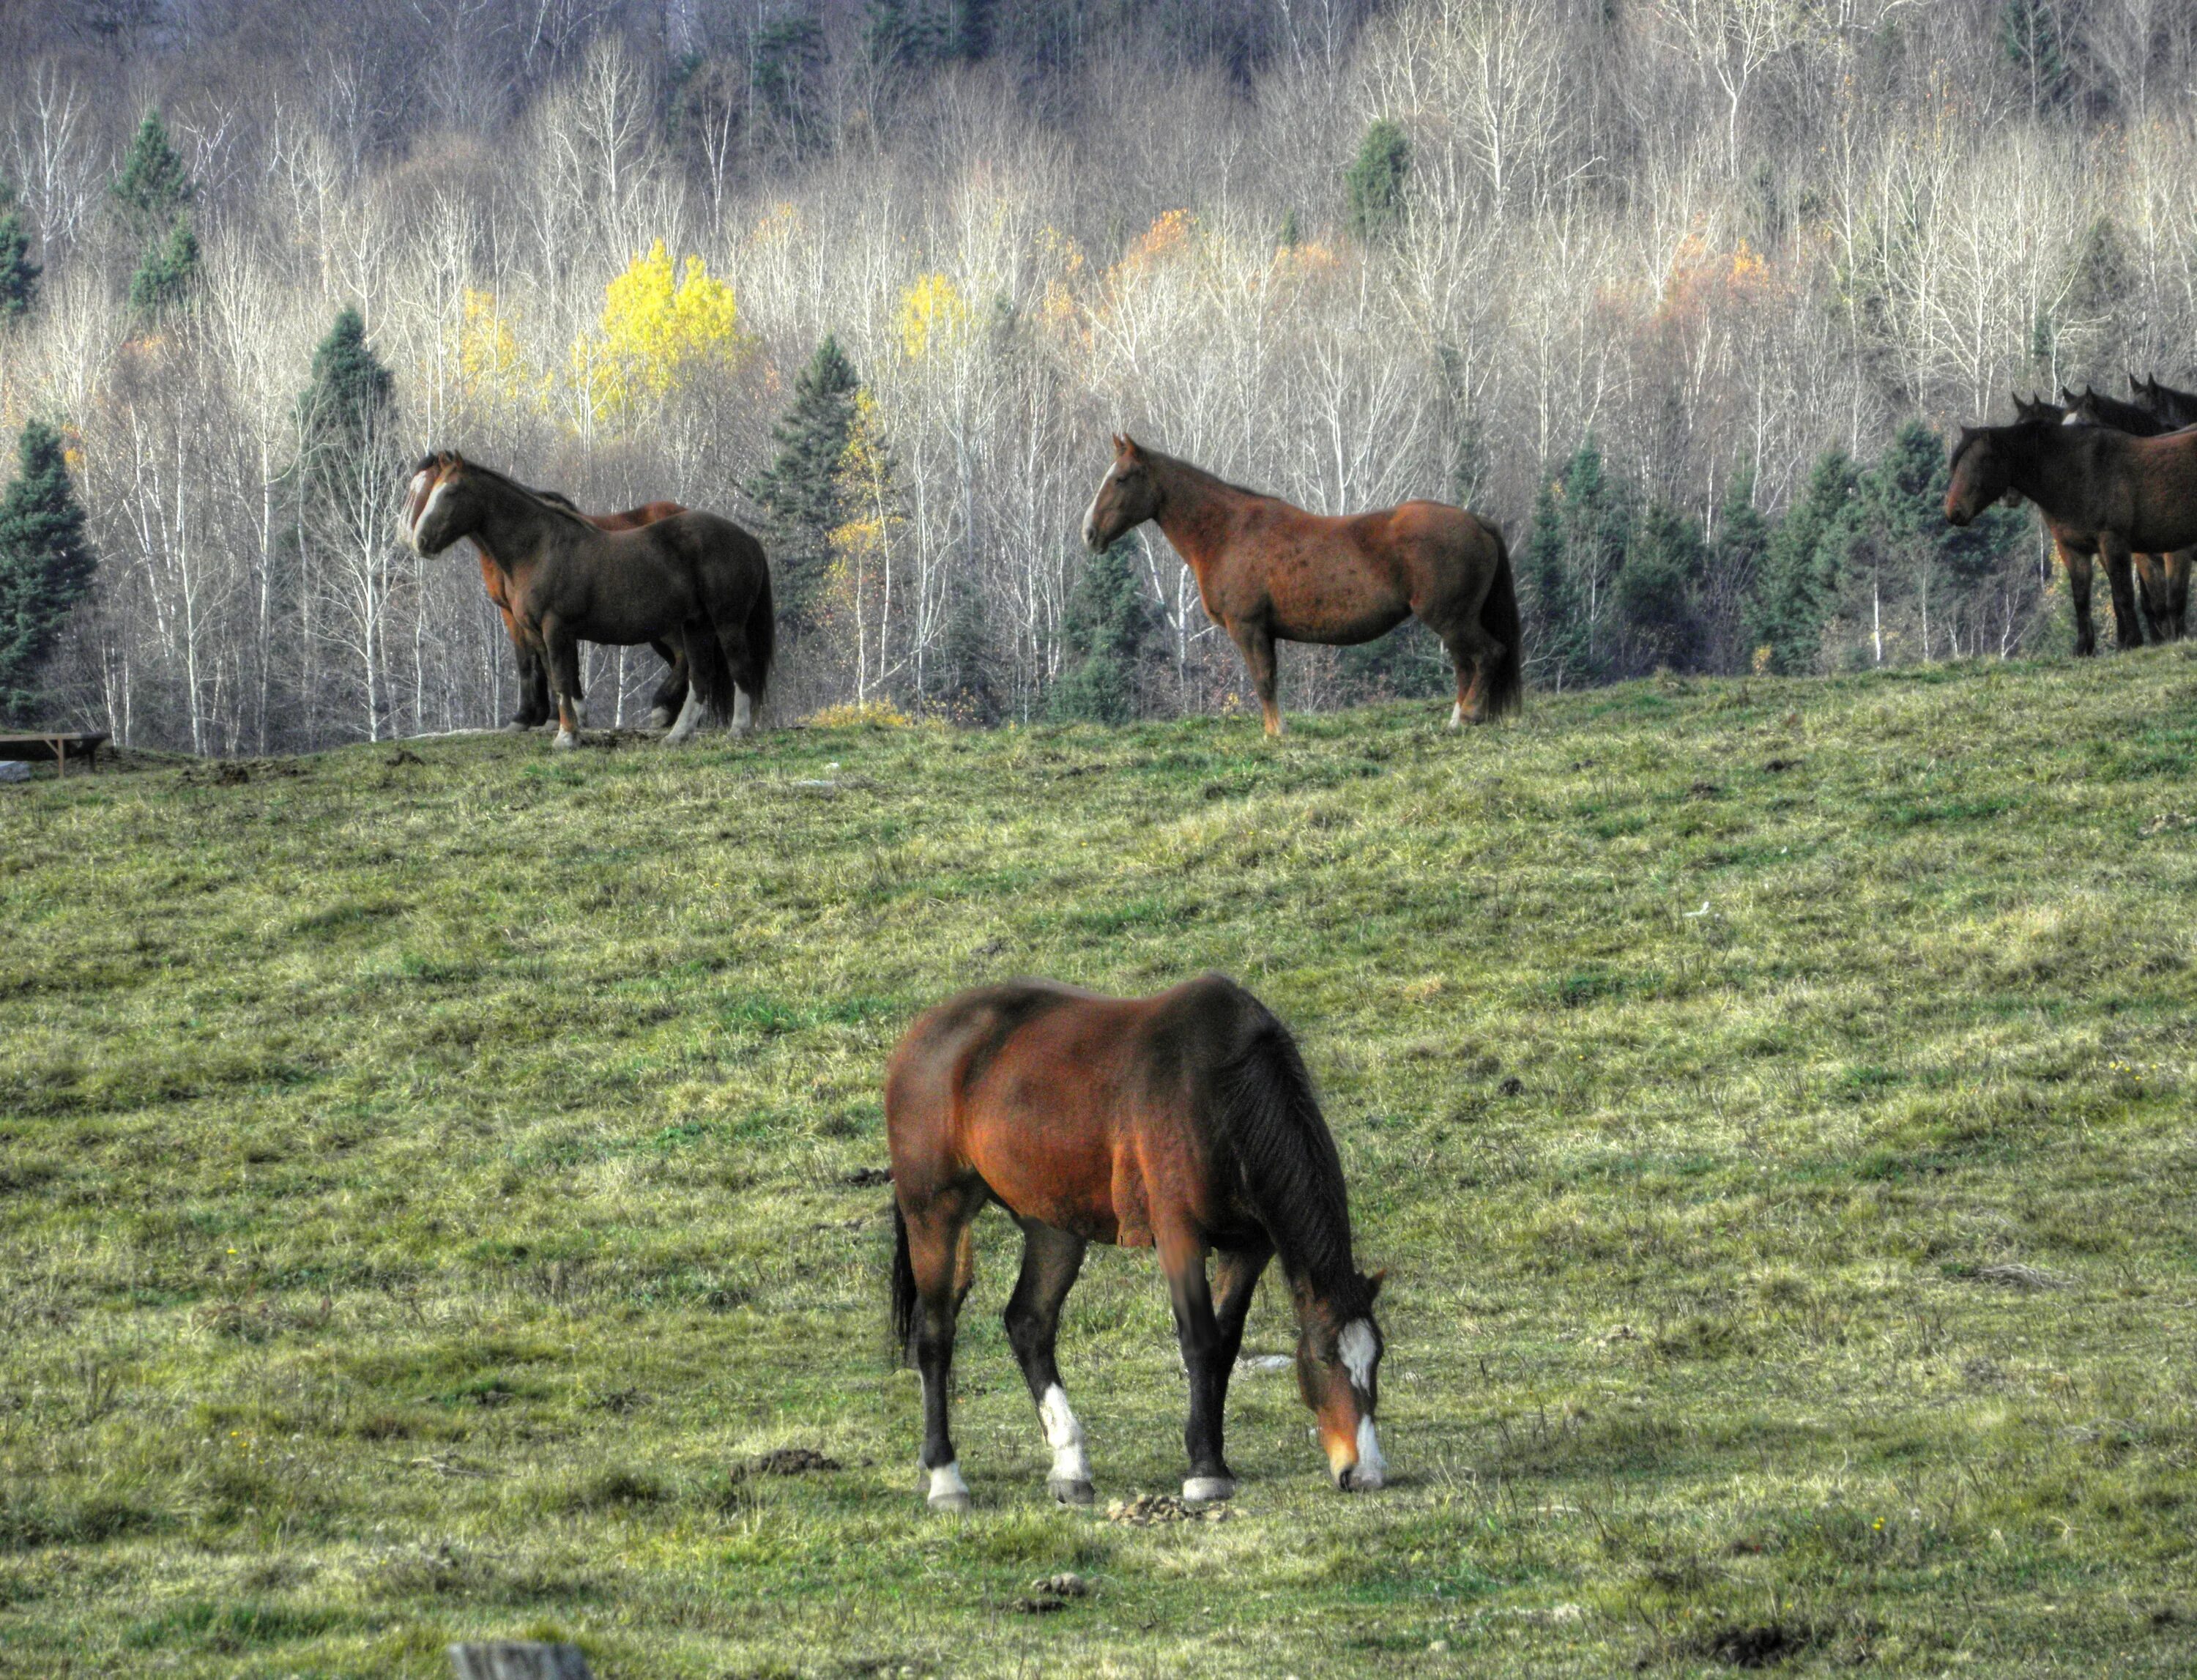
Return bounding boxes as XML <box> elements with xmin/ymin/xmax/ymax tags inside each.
<box><xmin>2061</xmin><ymin>391</ymin><xmax>2191</xmax><ymax>642</ymax></box>
<box><xmin>1080</xmin><ymin>436</ymin><xmax>1520</xmax><ymax>736</ymax></box>
<box><xmin>887</xmin><ymin>975</ymin><xmax>1388</xmax><ymax>1511</ymax></box>
<box><xmin>479</xmin><ymin>488</ymin><xmax>690</xmax><ymax>732</ymax></box>
<box><xmin>406</xmin><ymin>453</ymin><xmax>773</xmax><ymax>746</ymax></box>
<box><xmin>1947</xmin><ymin>419</ymin><xmax>2197</xmax><ymax>653</ymax></box>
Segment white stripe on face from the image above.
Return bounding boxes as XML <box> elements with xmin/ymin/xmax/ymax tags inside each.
<box><xmin>412</xmin><ymin>477</ymin><xmax>454</xmax><ymax>549</ymax></box>
<box><xmin>405</xmin><ymin>470</ymin><xmax>431</xmax><ymax>535</ymax></box>
<box><xmin>1082</xmin><ymin>466</ymin><xmax>1113</xmax><ymax>544</ymax></box>
<box><xmin>1339</xmin><ymin>1319</ymin><xmax>1378</xmax><ymax>1394</ymax></box>
<box><xmin>1353</xmin><ymin>1416</ymin><xmax>1386</xmax><ymax>1489</ymax></box>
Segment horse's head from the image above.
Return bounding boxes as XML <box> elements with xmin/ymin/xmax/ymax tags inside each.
<box><xmin>2011</xmin><ymin>392</ymin><xmax>2063</xmax><ymax>425</ymax></box>
<box><xmin>1945</xmin><ymin>426</ymin><xmax>2015</xmax><ymax>526</ymax></box>
<box><xmin>404</xmin><ymin>452</ymin><xmax>475</xmax><ymax>554</ymax></box>
<box><xmin>1295</xmin><ymin>1271</ymin><xmax>1386</xmax><ymax>1492</ymax></box>
<box><xmin>1082</xmin><ymin>434</ymin><xmax>1161</xmax><ymax>550</ymax></box>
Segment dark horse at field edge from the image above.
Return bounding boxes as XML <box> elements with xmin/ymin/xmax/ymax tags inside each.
<box><xmin>406</xmin><ymin>453</ymin><xmax>773</xmax><ymax>745</ymax></box>
<box><xmin>887</xmin><ymin>974</ymin><xmax>1388</xmax><ymax>1510</ymax></box>
<box><xmin>1947</xmin><ymin>418</ymin><xmax>2197</xmax><ymax>652</ymax></box>
<box><xmin>1081</xmin><ymin>436</ymin><xmax>1520</xmax><ymax>736</ymax></box>
<box><xmin>482</xmin><ymin>487</ymin><xmax>691</xmax><ymax>732</ymax></box>
<box><xmin>2059</xmin><ymin>389</ymin><xmax>2191</xmax><ymax>642</ymax></box>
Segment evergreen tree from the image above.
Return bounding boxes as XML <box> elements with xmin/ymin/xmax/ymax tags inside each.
<box><xmin>747</xmin><ymin>335</ymin><xmax>861</xmax><ymax>631</ymax></box>
<box><xmin>0</xmin><ymin>420</ymin><xmax>97</xmax><ymax>723</ymax></box>
<box><xmin>1843</xmin><ymin>420</ymin><xmax>2025</xmax><ymax>663</ymax></box>
<box><xmin>1616</xmin><ymin>499</ymin><xmax>1709</xmax><ymax>671</ymax></box>
<box><xmin>937</xmin><ymin>580</ymin><xmax>998</xmax><ymax>722</ymax></box>
<box><xmin>1746</xmin><ymin>447</ymin><xmax>1858</xmax><ymax>674</ymax></box>
<box><xmin>0</xmin><ymin>179</ymin><xmax>41</xmax><ymax>320</ymax></box>
<box><xmin>2001</xmin><ymin>0</ymin><xmax>2074</xmax><ymax>116</ymax></box>
<box><xmin>127</xmin><ymin>214</ymin><xmax>199</xmax><ymax>321</ymax></box>
<box><xmin>1706</xmin><ymin>467</ymin><xmax>1771</xmax><ymax>669</ymax></box>
<box><xmin>297</xmin><ymin>306</ymin><xmax>396</xmax><ymax>483</ymax></box>
<box><xmin>1345</xmin><ymin>119</ymin><xmax>1410</xmax><ymax>244</ymax></box>
<box><xmin>1049</xmin><ymin>538</ymin><xmax>1155</xmax><ymax>724</ymax></box>
<box><xmin>110</xmin><ymin>109</ymin><xmax>196</xmax><ymax>242</ymax></box>
<box><xmin>1521</xmin><ymin>440</ymin><xmax>1630</xmax><ymax>688</ymax></box>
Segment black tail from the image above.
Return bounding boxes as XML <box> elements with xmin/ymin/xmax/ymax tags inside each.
<box><xmin>1211</xmin><ymin>1006</ymin><xmax>1361</xmax><ymax>1303</ymax></box>
<box><xmin>890</xmin><ymin>1201</ymin><xmax>918</xmax><ymax>1365</ymax></box>
<box><xmin>684</xmin><ymin>619</ymin><xmax>735</xmax><ymax>724</ymax></box>
<box><xmin>1480</xmin><ymin>525</ymin><xmax>1523</xmax><ymax>718</ymax></box>
<box><xmin>746</xmin><ymin>565</ymin><xmax>776</xmax><ymax>714</ymax></box>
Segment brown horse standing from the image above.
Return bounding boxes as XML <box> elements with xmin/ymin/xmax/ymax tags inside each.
<box><xmin>1080</xmin><ymin>436</ymin><xmax>1520</xmax><ymax>736</ymax></box>
<box><xmin>478</xmin><ymin>488</ymin><xmax>690</xmax><ymax>731</ymax></box>
<box><xmin>406</xmin><ymin>453</ymin><xmax>773</xmax><ymax>745</ymax></box>
<box><xmin>2131</xmin><ymin>372</ymin><xmax>2197</xmax><ymax>429</ymax></box>
<box><xmin>1947</xmin><ymin>419</ymin><xmax>2197</xmax><ymax>653</ymax></box>
<box><xmin>2059</xmin><ymin>391</ymin><xmax>2190</xmax><ymax>642</ymax></box>
<box><xmin>887</xmin><ymin>974</ymin><xmax>1388</xmax><ymax>1511</ymax></box>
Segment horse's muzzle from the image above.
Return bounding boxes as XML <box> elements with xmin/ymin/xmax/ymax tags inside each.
<box><xmin>1081</xmin><ymin>516</ymin><xmax>1101</xmax><ymax>551</ymax></box>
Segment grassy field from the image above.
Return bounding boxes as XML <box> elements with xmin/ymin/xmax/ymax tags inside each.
<box><xmin>2</xmin><ymin>650</ymin><xmax>2194</xmax><ymax>1679</ymax></box>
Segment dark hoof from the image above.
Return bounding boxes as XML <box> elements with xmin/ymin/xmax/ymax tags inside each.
<box><xmin>1048</xmin><ymin>1477</ymin><xmax>1095</xmax><ymax>1507</ymax></box>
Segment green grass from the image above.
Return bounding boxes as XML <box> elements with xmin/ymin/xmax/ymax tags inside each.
<box><xmin>2</xmin><ymin>651</ymin><xmax>2195</xmax><ymax>1678</ymax></box>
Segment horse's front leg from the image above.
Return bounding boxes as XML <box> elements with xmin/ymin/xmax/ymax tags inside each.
<box><xmin>1440</xmin><ymin>620</ymin><xmax>1504</xmax><ymax>729</ymax></box>
<box><xmin>1004</xmin><ymin>1221</ymin><xmax>1093</xmax><ymax>1505</ymax></box>
<box><xmin>2061</xmin><ymin>543</ymin><xmax>2097</xmax><ymax>657</ymax></box>
<box><xmin>1160</xmin><ymin>1228</ymin><xmax>1235</xmax><ymax>1501</ymax></box>
<box><xmin>2100</xmin><ymin>538</ymin><xmax>2146</xmax><ymax>650</ymax></box>
<box><xmin>543</xmin><ymin>621</ymin><xmax>584</xmax><ymax>748</ymax></box>
<box><xmin>1229</xmin><ymin>620</ymin><xmax>1284</xmax><ymax>737</ymax></box>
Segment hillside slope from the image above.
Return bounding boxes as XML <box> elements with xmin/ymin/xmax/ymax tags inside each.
<box><xmin>1</xmin><ymin>654</ymin><xmax>2194</xmax><ymax>1677</ymax></box>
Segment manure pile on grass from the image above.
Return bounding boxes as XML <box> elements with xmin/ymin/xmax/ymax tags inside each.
<box><xmin>2</xmin><ymin>651</ymin><xmax>2194</xmax><ymax>1678</ymax></box>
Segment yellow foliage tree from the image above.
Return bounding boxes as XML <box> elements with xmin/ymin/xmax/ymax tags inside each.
<box><xmin>828</xmin><ymin>391</ymin><xmax>910</xmax><ymax>701</ymax></box>
<box><xmin>570</xmin><ymin>240</ymin><xmax>749</xmax><ymax>424</ymax></box>
<box><xmin>456</xmin><ymin>289</ymin><xmax>534</xmax><ymax>406</ymax></box>
<box><xmin>896</xmin><ymin>272</ymin><xmax>973</xmax><ymax>360</ymax></box>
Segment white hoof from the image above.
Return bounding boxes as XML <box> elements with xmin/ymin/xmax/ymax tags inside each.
<box><xmin>1183</xmin><ymin>1476</ymin><xmax>1235</xmax><ymax>1503</ymax></box>
<box><xmin>502</xmin><ymin>719</ymin><xmax>529</xmax><ymax>734</ymax></box>
<box><xmin>926</xmin><ymin>1461</ymin><xmax>971</xmax><ymax>1512</ymax></box>
<box><xmin>1048</xmin><ymin>1477</ymin><xmax>1095</xmax><ymax>1506</ymax></box>
<box><xmin>551</xmin><ymin>730</ymin><xmax>578</xmax><ymax>751</ymax></box>
<box><xmin>1449</xmin><ymin>702</ymin><xmax>1465</xmax><ymax>730</ymax></box>
<box><xmin>647</xmin><ymin>706</ymin><xmax>673</xmax><ymax>730</ymax></box>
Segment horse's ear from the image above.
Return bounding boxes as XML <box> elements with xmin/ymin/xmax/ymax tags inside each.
<box><xmin>1363</xmin><ymin>1268</ymin><xmax>1386</xmax><ymax>1303</ymax></box>
<box><xmin>1120</xmin><ymin>434</ymin><xmax>1145</xmax><ymax>460</ymax></box>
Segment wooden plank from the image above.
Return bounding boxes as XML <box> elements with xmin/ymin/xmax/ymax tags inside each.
<box><xmin>448</xmin><ymin>1643</ymin><xmax>596</xmax><ymax>1680</ymax></box>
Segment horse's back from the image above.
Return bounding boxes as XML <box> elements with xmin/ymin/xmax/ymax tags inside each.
<box><xmin>886</xmin><ymin>975</ymin><xmax>1271</xmax><ymax>1238</ymax></box>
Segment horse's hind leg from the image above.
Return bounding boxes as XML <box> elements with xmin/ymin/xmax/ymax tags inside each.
<box><xmin>2134</xmin><ymin>554</ymin><xmax>2171</xmax><ymax>644</ymax></box>
<box><xmin>1438</xmin><ymin>618</ymin><xmax>1505</xmax><ymax>729</ymax></box>
<box><xmin>646</xmin><ymin>639</ymin><xmax>686</xmax><ymax>730</ymax></box>
<box><xmin>1003</xmin><ymin>1221</ymin><xmax>1092</xmax><ymax>1505</ymax></box>
<box><xmin>663</xmin><ymin>624</ymin><xmax>715</xmax><ymax>744</ymax></box>
<box><xmin>907</xmin><ymin>1187</ymin><xmax>986</xmax><ymax>1511</ymax></box>
<box><xmin>2168</xmin><ymin>551</ymin><xmax>2192</xmax><ymax>641</ymax></box>
<box><xmin>1159</xmin><ymin>1227</ymin><xmax>1237</xmax><ymax>1501</ymax></box>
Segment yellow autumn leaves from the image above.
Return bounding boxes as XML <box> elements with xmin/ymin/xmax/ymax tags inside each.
<box><xmin>453</xmin><ymin>240</ymin><xmax>751</xmax><ymax>425</ymax></box>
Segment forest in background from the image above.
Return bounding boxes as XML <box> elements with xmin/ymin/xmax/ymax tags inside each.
<box><xmin>1</xmin><ymin>0</ymin><xmax>2195</xmax><ymax>751</ymax></box>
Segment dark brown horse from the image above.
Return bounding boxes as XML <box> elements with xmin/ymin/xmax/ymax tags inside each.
<box><xmin>2130</xmin><ymin>372</ymin><xmax>2197</xmax><ymax>430</ymax></box>
<box><xmin>2010</xmin><ymin>392</ymin><xmax>2067</xmax><ymax>425</ymax></box>
<box><xmin>1947</xmin><ymin>419</ymin><xmax>2197</xmax><ymax>652</ymax></box>
<box><xmin>480</xmin><ymin>488</ymin><xmax>690</xmax><ymax>732</ymax></box>
<box><xmin>406</xmin><ymin>453</ymin><xmax>773</xmax><ymax>745</ymax></box>
<box><xmin>1080</xmin><ymin>436</ymin><xmax>1520</xmax><ymax>735</ymax></box>
<box><xmin>2062</xmin><ymin>391</ymin><xmax>2191</xmax><ymax>642</ymax></box>
<box><xmin>887</xmin><ymin>974</ymin><xmax>1387</xmax><ymax>1511</ymax></box>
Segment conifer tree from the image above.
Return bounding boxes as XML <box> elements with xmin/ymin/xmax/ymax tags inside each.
<box><xmin>0</xmin><ymin>179</ymin><xmax>41</xmax><ymax>320</ymax></box>
<box><xmin>110</xmin><ymin>110</ymin><xmax>196</xmax><ymax>242</ymax></box>
<box><xmin>297</xmin><ymin>306</ymin><xmax>396</xmax><ymax>486</ymax></box>
<box><xmin>746</xmin><ymin>335</ymin><xmax>860</xmax><ymax>630</ymax></box>
<box><xmin>1521</xmin><ymin>441</ymin><xmax>1630</xmax><ymax>688</ymax></box>
<box><xmin>1049</xmin><ymin>538</ymin><xmax>1155</xmax><ymax>724</ymax></box>
<box><xmin>127</xmin><ymin>214</ymin><xmax>199</xmax><ymax>321</ymax></box>
<box><xmin>1617</xmin><ymin>500</ymin><xmax>1709</xmax><ymax>671</ymax></box>
<box><xmin>1745</xmin><ymin>447</ymin><xmax>1858</xmax><ymax>674</ymax></box>
<box><xmin>0</xmin><ymin>420</ymin><xmax>97</xmax><ymax>723</ymax></box>
<box><xmin>1345</xmin><ymin>119</ymin><xmax>1410</xmax><ymax>244</ymax></box>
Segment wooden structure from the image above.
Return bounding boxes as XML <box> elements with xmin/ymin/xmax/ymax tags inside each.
<box><xmin>0</xmin><ymin>732</ymin><xmax>107</xmax><ymax>776</ymax></box>
<box><xmin>449</xmin><ymin>1643</ymin><xmax>595</xmax><ymax>1680</ymax></box>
